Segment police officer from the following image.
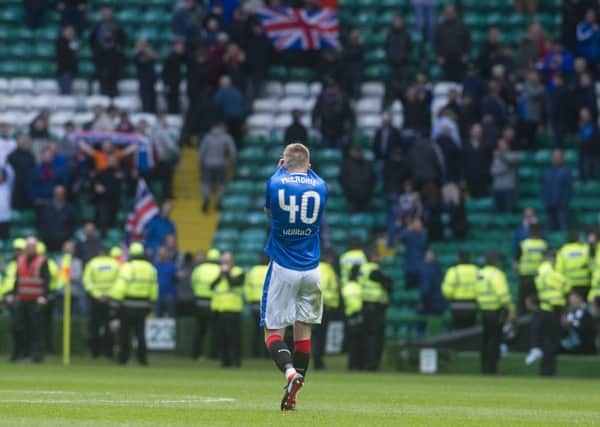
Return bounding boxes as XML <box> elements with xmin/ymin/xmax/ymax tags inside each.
<box><xmin>339</xmin><ymin>238</ymin><xmax>367</xmax><ymax>286</ymax></box>
<box><xmin>244</xmin><ymin>253</ymin><xmax>268</xmax><ymax>358</ymax></box>
<box><xmin>110</xmin><ymin>246</ymin><xmax>123</xmax><ymax>264</ymax></box>
<box><xmin>190</xmin><ymin>248</ymin><xmax>221</xmax><ymax>359</ymax></box>
<box><xmin>83</xmin><ymin>248</ymin><xmax>121</xmax><ymax>358</ymax></box>
<box><xmin>8</xmin><ymin>237</ymin><xmax>51</xmax><ymax>363</ymax></box>
<box><xmin>590</xmin><ymin>265</ymin><xmax>600</xmax><ymax>305</ymax></box>
<box><xmin>516</xmin><ymin>223</ymin><xmax>547</xmax><ymax>313</ymax></box>
<box><xmin>312</xmin><ymin>251</ymin><xmax>340</xmax><ymax>370</ymax></box>
<box><xmin>1</xmin><ymin>238</ymin><xmax>26</xmax><ymax>361</ymax></box>
<box><xmin>441</xmin><ymin>251</ymin><xmax>479</xmax><ymax>329</ymax></box>
<box><xmin>342</xmin><ymin>267</ymin><xmax>364</xmax><ymax>370</ymax></box>
<box><xmin>212</xmin><ymin>252</ymin><xmax>245</xmax><ymax>367</ymax></box>
<box><xmin>557</xmin><ymin>231</ymin><xmax>591</xmax><ymax>299</ymax></box>
<box><xmin>111</xmin><ymin>242</ymin><xmax>158</xmax><ymax>365</ymax></box>
<box><xmin>475</xmin><ymin>252</ymin><xmax>513</xmax><ymax>375</ymax></box>
<box><xmin>535</xmin><ymin>251</ymin><xmax>569</xmax><ymax>376</ymax></box>
<box><xmin>359</xmin><ymin>249</ymin><xmax>392</xmax><ymax>371</ymax></box>
<box><xmin>37</xmin><ymin>242</ymin><xmax>60</xmax><ymax>353</ymax></box>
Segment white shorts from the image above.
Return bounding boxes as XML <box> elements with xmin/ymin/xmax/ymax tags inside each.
<box><xmin>260</xmin><ymin>261</ymin><xmax>323</xmax><ymax>330</ymax></box>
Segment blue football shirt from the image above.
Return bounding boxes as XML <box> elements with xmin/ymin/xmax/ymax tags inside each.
<box><xmin>264</xmin><ymin>167</ymin><xmax>328</xmax><ymax>271</ymax></box>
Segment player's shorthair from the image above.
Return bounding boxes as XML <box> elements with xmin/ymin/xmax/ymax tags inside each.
<box><xmin>283</xmin><ymin>143</ymin><xmax>310</xmax><ymax>171</ymax></box>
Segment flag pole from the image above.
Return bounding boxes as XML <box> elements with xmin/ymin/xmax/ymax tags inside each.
<box><xmin>62</xmin><ymin>277</ymin><xmax>71</xmax><ymax>366</ymax></box>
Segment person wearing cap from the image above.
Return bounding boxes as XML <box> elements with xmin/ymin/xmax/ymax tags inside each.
<box><xmin>190</xmin><ymin>248</ymin><xmax>221</xmax><ymax>359</ymax></box>
<box><xmin>9</xmin><ymin>237</ymin><xmax>51</xmax><ymax>362</ymax></box>
<box><xmin>110</xmin><ymin>246</ymin><xmax>123</xmax><ymax>264</ymax></box>
<box><xmin>111</xmin><ymin>242</ymin><xmax>158</xmax><ymax>365</ymax></box>
<box><xmin>83</xmin><ymin>247</ymin><xmax>121</xmax><ymax>358</ymax></box>
<box><xmin>37</xmin><ymin>241</ymin><xmax>61</xmax><ymax>353</ymax></box>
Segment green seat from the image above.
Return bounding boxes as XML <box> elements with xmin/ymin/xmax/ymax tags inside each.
<box><xmin>0</xmin><ymin>7</ymin><xmax>23</xmax><ymax>22</ymax></box>
<box><xmin>219</xmin><ymin>211</ymin><xmax>247</xmax><ymax>227</ymax></box>
<box><xmin>287</xmin><ymin>68</ymin><xmax>315</xmax><ymax>81</ymax></box>
<box><xmin>364</xmin><ymin>64</ymin><xmax>389</xmax><ymax>80</ymax></box>
<box><xmin>238</xmin><ymin>146</ymin><xmax>265</xmax><ymax>163</ymax></box>
<box><xmin>213</xmin><ymin>228</ymin><xmax>239</xmax><ymax>242</ymax></box>
<box><xmin>116</xmin><ymin>9</ymin><xmax>141</xmax><ymax>24</ymax></box>
<box><xmin>268</xmin><ymin>66</ymin><xmax>288</xmax><ymax>81</ymax></box>
<box><xmin>228</xmin><ymin>180</ymin><xmax>255</xmax><ymax>195</ymax></box>
<box><xmin>246</xmin><ymin>212</ymin><xmax>268</xmax><ymax>227</ymax></box>
<box><xmin>221</xmin><ymin>195</ymin><xmax>251</xmax><ymax>211</ymax></box>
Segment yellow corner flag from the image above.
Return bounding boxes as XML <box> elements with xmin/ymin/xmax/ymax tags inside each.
<box><xmin>62</xmin><ymin>273</ymin><xmax>71</xmax><ymax>366</ymax></box>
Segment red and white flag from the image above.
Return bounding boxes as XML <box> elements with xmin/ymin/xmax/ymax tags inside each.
<box><xmin>125</xmin><ymin>178</ymin><xmax>159</xmax><ymax>241</ymax></box>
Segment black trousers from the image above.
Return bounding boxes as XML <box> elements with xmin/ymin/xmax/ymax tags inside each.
<box><xmin>540</xmin><ymin>309</ymin><xmax>562</xmax><ymax>376</ymax></box>
<box><xmin>449</xmin><ymin>301</ymin><xmax>478</xmax><ymax>330</ymax></box>
<box><xmin>518</xmin><ymin>275</ymin><xmax>537</xmax><ymax>315</ymax></box>
<box><xmin>312</xmin><ymin>308</ymin><xmax>333</xmax><ymax>369</ymax></box>
<box><xmin>192</xmin><ymin>302</ymin><xmax>213</xmax><ymax>358</ymax></box>
<box><xmin>216</xmin><ymin>311</ymin><xmax>241</xmax><ymax>367</ymax></box>
<box><xmin>166</xmin><ymin>87</ymin><xmax>181</xmax><ymax>114</ymax></box>
<box><xmin>363</xmin><ymin>302</ymin><xmax>386</xmax><ymax>371</ymax></box>
<box><xmin>346</xmin><ymin>315</ymin><xmax>365</xmax><ymax>370</ymax></box>
<box><xmin>442</xmin><ymin>55</ymin><xmax>466</xmax><ymax>82</ymax></box>
<box><xmin>89</xmin><ymin>299</ymin><xmax>113</xmax><ymax>358</ymax></box>
<box><xmin>118</xmin><ymin>307</ymin><xmax>148</xmax><ymax>365</ymax></box>
<box><xmin>44</xmin><ymin>296</ymin><xmax>56</xmax><ymax>353</ymax></box>
<box><xmin>571</xmin><ymin>286</ymin><xmax>590</xmax><ymax>301</ymax></box>
<box><xmin>249</xmin><ymin>304</ymin><xmax>266</xmax><ymax>358</ymax></box>
<box><xmin>226</xmin><ymin>117</ymin><xmax>244</xmax><ymax>149</ymax></box>
<box><xmin>139</xmin><ymin>82</ymin><xmax>157</xmax><ymax>113</ymax></box>
<box><xmin>481</xmin><ymin>310</ymin><xmax>503</xmax><ymax>374</ymax></box>
<box><xmin>13</xmin><ymin>300</ymin><xmax>44</xmax><ymax>362</ymax></box>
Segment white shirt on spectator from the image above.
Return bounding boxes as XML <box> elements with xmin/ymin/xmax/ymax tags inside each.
<box><xmin>0</xmin><ymin>164</ymin><xmax>15</xmax><ymax>223</ymax></box>
<box><xmin>0</xmin><ymin>137</ymin><xmax>17</xmax><ymax>166</ymax></box>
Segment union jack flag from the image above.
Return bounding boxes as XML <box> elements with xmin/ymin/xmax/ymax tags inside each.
<box><xmin>125</xmin><ymin>178</ymin><xmax>159</xmax><ymax>241</ymax></box>
<box><xmin>258</xmin><ymin>7</ymin><xmax>339</xmax><ymax>50</ymax></box>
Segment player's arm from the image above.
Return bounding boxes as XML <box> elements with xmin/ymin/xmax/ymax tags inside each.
<box><xmin>264</xmin><ymin>207</ymin><xmax>271</xmax><ymax>218</ymax></box>
<box><xmin>264</xmin><ymin>178</ymin><xmax>272</xmax><ymax>218</ymax></box>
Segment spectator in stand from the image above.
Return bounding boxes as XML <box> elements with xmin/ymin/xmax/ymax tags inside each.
<box><xmin>400</xmin><ymin>218</ymin><xmax>427</xmax><ymax>289</ymax></box>
<box><xmin>24</xmin><ymin>0</ymin><xmax>47</xmax><ymax>29</ymax></box>
<box><xmin>84</xmin><ymin>106</ymin><xmax>113</xmax><ymax>131</ymax></box>
<box><xmin>0</xmin><ymin>123</ymin><xmax>17</xmax><ymax>166</ymax></box>
<box><xmin>384</xmin><ymin>15</ymin><xmax>412</xmax><ymax>103</ymax></box>
<box><xmin>408</xmin><ymin>138</ymin><xmax>444</xmax><ymax>188</ymax></box>
<box><xmin>548</xmin><ymin>73</ymin><xmax>570</xmax><ymax>147</ymax></box>
<box><xmin>162</xmin><ymin>39</ymin><xmax>186</xmax><ymax>114</ymax></box>
<box><xmin>198</xmin><ymin>122</ymin><xmax>237</xmax><ymax>213</ymax></box>
<box><xmin>512</xmin><ymin>207</ymin><xmax>539</xmax><ymax>259</ymax></box>
<box><xmin>155</xmin><ymin>245</ymin><xmax>179</xmax><ymax>318</ymax></box>
<box><xmin>491</xmin><ymin>138</ymin><xmax>519</xmax><ymax>213</ymax></box>
<box><xmin>541</xmin><ymin>150</ymin><xmax>573</xmax><ymax>231</ymax></box>
<box><xmin>172</xmin><ymin>0</ymin><xmax>203</xmax><ymax>37</ymax></box>
<box><xmin>135</xmin><ymin>39</ymin><xmax>159</xmax><ymax>114</ymax></box>
<box><xmin>517</xmin><ymin>70</ymin><xmax>545</xmax><ymax>149</ymax></box>
<box><xmin>411</xmin><ymin>0</ymin><xmax>436</xmax><ymax>43</ymax></box>
<box><xmin>463</xmin><ymin>63</ymin><xmax>485</xmax><ymax>105</ymax></box>
<box><xmin>89</xmin><ymin>6</ymin><xmax>126</xmax><ymax>97</ymax></box>
<box><xmin>151</xmin><ymin>115</ymin><xmax>179</xmax><ymax>200</ymax></box>
<box><xmin>29</xmin><ymin>111</ymin><xmax>51</xmax><ymax>141</ymax></box>
<box><xmin>577</xmin><ymin>107</ymin><xmax>599</xmax><ymax>181</ymax></box>
<box><xmin>573</xmin><ymin>72</ymin><xmax>598</xmax><ymax>125</ymax></box>
<box><xmin>432</xmin><ymin>108</ymin><xmax>461</xmax><ymax>149</ymax></box>
<box><xmin>245</xmin><ymin>22</ymin><xmax>271</xmax><ymax>103</ymax></box>
<box><xmin>0</xmin><ymin>164</ymin><xmax>15</xmax><ymax>240</ymax></box>
<box><xmin>222</xmin><ymin>42</ymin><xmax>246</xmax><ymax>90</ymax></box>
<box><xmin>441</xmin><ymin>89</ymin><xmax>461</xmax><ymax>119</ymax></box>
<box><xmin>37</xmin><ymin>185</ymin><xmax>78</xmax><ymax>251</ymax></box>
<box><xmin>186</xmin><ymin>46</ymin><xmax>210</xmax><ymax>108</ymax></box>
<box><xmin>145</xmin><ymin>202</ymin><xmax>176</xmax><ymax>256</ymax></box>
<box><xmin>284</xmin><ymin>110</ymin><xmax>308</xmax><ymax>145</ymax></box>
<box><xmin>463</xmin><ymin>123</ymin><xmax>491</xmax><ymax>198</ymax></box>
<box><xmin>57</xmin><ymin>121</ymin><xmax>77</xmax><ymax>161</ymax></box>
<box><xmin>317</xmin><ymin>49</ymin><xmax>343</xmax><ymax>84</ymax></box>
<box><xmin>561</xmin><ymin>0</ymin><xmax>596</xmax><ymax>51</ymax></box>
<box><xmin>57</xmin><ymin>0</ymin><xmax>86</xmax><ymax>34</ymax></box>
<box><xmin>383</xmin><ymin>144</ymin><xmax>407</xmax><ymax>248</ymax></box>
<box><xmin>115</xmin><ymin>112</ymin><xmax>135</xmax><ymax>133</ymax></box>
<box><xmin>433</xmin><ymin>4</ymin><xmax>471</xmax><ymax>82</ymax></box>
<box><xmin>79</xmin><ymin>140</ymin><xmax>137</xmax><ymax>173</ymax></box>
<box><xmin>312</xmin><ymin>80</ymin><xmax>355</xmax><ymax>148</ymax></box>
<box><xmin>481</xmin><ymin>80</ymin><xmax>508</xmax><ymax>129</ymax></box>
<box><xmin>75</xmin><ymin>222</ymin><xmax>102</xmax><ymax>264</ymax></box>
<box><xmin>403</xmin><ymin>85</ymin><xmax>430</xmax><ymax>136</ymax></box>
<box><xmin>215</xmin><ymin>75</ymin><xmax>245</xmax><ymax>148</ymax></box>
<box><xmin>92</xmin><ymin>156</ymin><xmax>122</xmax><ymax>236</ymax></box>
<box><xmin>228</xmin><ymin>8</ymin><xmax>247</xmax><ymax>45</ymax></box>
<box><xmin>339</xmin><ymin>146</ymin><xmax>376</xmax><ymax>213</ymax></box>
<box><xmin>538</xmin><ymin>40</ymin><xmax>574</xmax><ymax>84</ymax></box>
<box><xmin>435</xmin><ymin>123</ymin><xmax>462</xmax><ymax>185</ymax></box>
<box><xmin>419</xmin><ymin>250</ymin><xmax>445</xmax><ymax>330</ymax></box>
<box><xmin>55</xmin><ymin>25</ymin><xmax>79</xmax><ymax>95</ymax></box>
<box><xmin>576</xmin><ymin>9</ymin><xmax>600</xmax><ymax>70</ymax></box>
<box><xmin>8</xmin><ymin>135</ymin><xmax>36</xmax><ymax>211</ymax></box>
<box><xmin>562</xmin><ymin>292</ymin><xmax>597</xmax><ymax>354</ymax></box>
<box><xmin>342</xmin><ymin>29</ymin><xmax>364</xmax><ymax>101</ymax></box>
<box><xmin>517</xmin><ymin>22</ymin><xmax>547</xmax><ymax>78</ymax></box>
<box><xmin>514</xmin><ymin>0</ymin><xmax>537</xmax><ymax>14</ymax></box>
<box><xmin>28</xmin><ymin>146</ymin><xmax>68</xmax><ymax>205</ymax></box>
<box><xmin>398</xmin><ymin>180</ymin><xmax>423</xmax><ymax>229</ymax></box>
<box><xmin>478</xmin><ymin>27</ymin><xmax>502</xmax><ymax>79</ymax></box>
<box><xmin>373</xmin><ymin>113</ymin><xmax>403</xmax><ymax>181</ymax></box>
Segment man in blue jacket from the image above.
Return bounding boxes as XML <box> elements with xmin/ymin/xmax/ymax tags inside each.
<box><xmin>144</xmin><ymin>202</ymin><xmax>177</xmax><ymax>257</ymax></box>
<box><xmin>541</xmin><ymin>150</ymin><xmax>573</xmax><ymax>231</ymax></box>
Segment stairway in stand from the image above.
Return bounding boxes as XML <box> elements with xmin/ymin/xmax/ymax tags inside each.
<box><xmin>171</xmin><ymin>147</ymin><xmax>218</xmax><ymax>253</ymax></box>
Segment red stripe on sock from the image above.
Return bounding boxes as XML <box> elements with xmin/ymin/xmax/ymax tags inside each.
<box><xmin>294</xmin><ymin>339</ymin><xmax>311</xmax><ymax>353</ymax></box>
<box><xmin>265</xmin><ymin>334</ymin><xmax>283</xmax><ymax>350</ymax></box>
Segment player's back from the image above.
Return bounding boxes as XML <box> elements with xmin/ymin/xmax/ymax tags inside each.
<box><xmin>265</xmin><ymin>167</ymin><xmax>328</xmax><ymax>271</ymax></box>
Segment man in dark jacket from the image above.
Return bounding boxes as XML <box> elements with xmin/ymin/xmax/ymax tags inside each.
<box><xmin>463</xmin><ymin>124</ymin><xmax>492</xmax><ymax>198</ymax></box>
<box><xmin>408</xmin><ymin>138</ymin><xmax>444</xmax><ymax>187</ymax></box>
<box><xmin>245</xmin><ymin>23</ymin><xmax>272</xmax><ymax>102</ymax></box>
<box><xmin>55</xmin><ymin>25</ymin><xmax>78</xmax><ymax>95</ymax></box>
<box><xmin>312</xmin><ymin>81</ymin><xmax>355</xmax><ymax>148</ymax></box>
<box><xmin>541</xmin><ymin>150</ymin><xmax>573</xmax><ymax>230</ymax></box>
<box><xmin>37</xmin><ymin>185</ymin><xmax>78</xmax><ymax>252</ymax></box>
<box><xmin>419</xmin><ymin>250</ymin><xmax>445</xmax><ymax>315</ymax></box>
<box><xmin>162</xmin><ymin>39</ymin><xmax>186</xmax><ymax>114</ymax></box>
<box><xmin>339</xmin><ymin>146</ymin><xmax>376</xmax><ymax>212</ymax></box>
<box><xmin>342</xmin><ymin>29</ymin><xmax>364</xmax><ymax>100</ymax></box>
<box><xmin>8</xmin><ymin>135</ymin><xmax>36</xmax><ymax>211</ymax></box>
<box><xmin>135</xmin><ymin>39</ymin><xmax>159</xmax><ymax>113</ymax></box>
<box><xmin>284</xmin><ymin>110</ymin><xmax>308</xmax><ymax>145</ymax></box>
<box><xmin>89</xmin><ymin>6</ymin><xmax>126</xmax><ymax>97</ymax></box>
<box><xmin>434</xmin><ymin>4</ymin><xmax>471</xmax><ymax>82</ymax></box>
<box><xmin>385</xmin><ymin>15</ymin><xmax>412</xmax><ymax>95</ymax></box>
<box><xmin>373</xmin><ymin>114</ymin><xmax>403</xmax><ymax>179</ymax></box>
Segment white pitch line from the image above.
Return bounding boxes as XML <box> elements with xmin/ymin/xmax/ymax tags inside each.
<box><xmin>0</xmin><ymin>397</ymin><xmax>236</xmax><ymax>406</ymax></box>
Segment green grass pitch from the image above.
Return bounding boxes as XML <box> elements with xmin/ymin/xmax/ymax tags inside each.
<box><xmin>1</xmin><ymin>356</ymin><xmax>599</xmax><ymax>426</ymax></box>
